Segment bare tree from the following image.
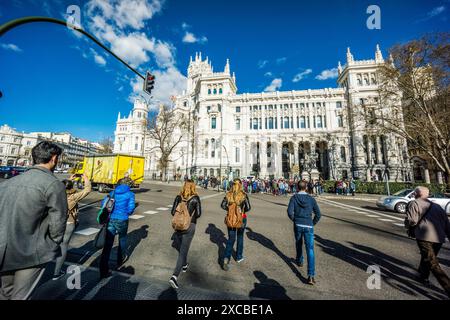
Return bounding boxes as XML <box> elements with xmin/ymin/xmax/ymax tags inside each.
<box><xmin>367</xmin><ymin>33</ymin><xmax>449</xmax><ymax>186</ymax></box>
<box><xmin>99</xmin><ymin>137</ymin><xmax>114</xmax><ymax>154</ymax></box>
<box><xmin>147</xmin><ymin>104</ymin><xmax>187</xmax><ymax>180</ymax></box>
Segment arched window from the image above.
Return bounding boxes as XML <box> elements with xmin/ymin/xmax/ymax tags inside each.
<box><xmin>284</xmin><ymin>116</ymin><xmax>290</xmax><ymax>129</ymax></box>
<box><xmin>235</xmin><ymin>118</ymin><xmax>241</xmax><ymax>130</ymax></box>
<box><xmin>213</xmin><ymin>88</ymin><xmax>217</xmax><ymax>94</ymax></box>
<box><xmin>211</xmin><ymin>117</ymin><xmax>217</xmax><ymax>129</ymax></box>
<box><xmin>219</xmin><ymin>88</ymin><xmax>223</xmax><ymax>94</ymax></box>
<box><xmin>340</xmin><ymin>146</ymin><xmax>346</xmax><ymax>162</ymax></box>
<box><xmin>268</xmin><ymin>117</ymin><xmax>274</xmax><ymax>129</ymax></box>
<box><xmin>300</xmin><ymin>116</ymin><xmax>306</xmax><ymax>128</ymax></box>
<box><xmin>208</xmin><ymin>88</ymin><xmax>211</xmax><ymax>95</ymax></box>
<box><xmin>211</xmin><ymin>139</ymin><xmax>215</xmax><ymax>158</ymax></box>
<box><xmin>253</xmin><ymin>118</ymin><xmax>258</xmax><ymax>130</ymax></box>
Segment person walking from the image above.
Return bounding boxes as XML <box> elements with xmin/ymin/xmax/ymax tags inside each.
<box><xmin>0</xmin><ymin>141</ymin><xmax>68</xmax><ymax>300</ymax></box>
<box><xmin>52</xmin><ymin>173</ymin><xmax>92</xmax><ymax>280</ymax></box>
<box><xmin>99</xmin><ymin>178</ymin><xmax>135</xmax><ymax>279</ymax></box>
<box><xmin>349</xmin><ymin>179</ymin><xmax>356</xmax><ymax>196</ymax></box>
<box><xmin>405</xmin><ymin>186</ymin><xmax>450</xmax><ymax>298</ymax></box>
<box><xmin>287</xmin><ymin>180</ymin><xmax>321</xmax><ymax>285</ymax></box>
<box><xmin>221</xmin><ymin>179</ymin><xmax>251</xmax><ymax>271</ymax></box>
<box><xmin>169</xmin><ymin>180</ymin><xmax>202</xmax><ymax>289</ymax></box>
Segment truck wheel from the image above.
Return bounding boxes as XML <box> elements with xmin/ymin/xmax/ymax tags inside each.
<box><xmin>98</xmin><ymin>184</ymin><xmax>106</xmax><ymax>193</ymax></box>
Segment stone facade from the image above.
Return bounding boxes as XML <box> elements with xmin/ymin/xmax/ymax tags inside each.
<box><xmin>114</xmin><ymin>46</ymin><xmax>412</xmax><ymax>182</ymax></box>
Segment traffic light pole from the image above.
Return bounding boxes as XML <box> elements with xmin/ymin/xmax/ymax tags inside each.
<box><xmin>0</xmin><ymin>16</ymin><xmax>145</xmax><ymax>80</ymax></box>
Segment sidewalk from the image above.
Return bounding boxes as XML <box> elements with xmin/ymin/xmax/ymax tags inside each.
<box><xmin>32</xmin><ymin>262</ymin><xmax>250</xmax><ymax>300</ymax></box>
<box><xmin>317</xmin><ymin>193</ymin><xmax>380</xmax><ymax>202</ymax></box>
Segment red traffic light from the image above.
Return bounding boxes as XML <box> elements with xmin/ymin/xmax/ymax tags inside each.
<box><xmin>144</xmin><ymin>71</ymin><xmax>156</xmax><ymax>94</ymax></box>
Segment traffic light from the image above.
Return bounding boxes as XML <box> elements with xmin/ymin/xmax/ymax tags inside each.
<box><xmin>143</xmin><ymin>71</ymin><xmax>155</xmax><ymax>95</ymax></box>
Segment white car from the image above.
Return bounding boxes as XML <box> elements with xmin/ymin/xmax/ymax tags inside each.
<box><xmin>377</xmin><ymin>189</ymin><xmax>450</xmax><ymax>214</ymax></box>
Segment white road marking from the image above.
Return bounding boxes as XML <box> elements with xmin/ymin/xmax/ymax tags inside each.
<box><xmin>75</xmin><ymin>228</ymin><xmax>100</xmax><ymax>236</ymax></box>
<box><xmin>378</xmin><ymin>218</ymin><xmax>395</xmax><ymax>222</ymax></box>
<box><xmin>167</xmin><ymin>205</ymin><xmax>172</xmax><ymax>207</ymax></box>
<box><xmin>318</xmin><ymin>198</ymin><xmax>404</xmax><ymax>221</ymax></box>
<box><xmin>394</xmin><ymin>223</ymin><xmax>405</xmax><ymax>227</ymax></box>
<box><xmin>367</xmin><ymin>215</ymin><xmax>381</xmax><ymax>218</ymax></box>
<box><xmin>200</xmin><ymin>193</ymin><xmax>224</xmax><ymax>200</ymax></box>
<box><xmin>143</xmin><ymin>210</ymin><xmax>158</xmax><ymax>214</ymax></box>
<box><xmin>136</xmin><ymin>199</ymin><xmax>154</xmax><ymax>203</ymax></box>
<box><xmin>156</xmin><ymin>207</ymin><xmax>169</xmax><ymax>211</ymax></box>
<box><xmin>129</xmin><ymin>215</ymin><xmax>144</xmax><ymax>220</ymax></box>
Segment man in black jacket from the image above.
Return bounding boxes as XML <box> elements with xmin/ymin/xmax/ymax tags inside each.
<box><xmin>0</xmin><ymin>141</ymin><xmax>68</xmax><ymax>300</ymax></box>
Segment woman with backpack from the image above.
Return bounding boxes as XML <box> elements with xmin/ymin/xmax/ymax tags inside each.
<box><xmin>221</xmin><ymin>179</ymin><xmax>251</xmax><ymax>271</ymax></box>
<box><xmin>169</xmin><ymin>179</ymin><xmax>202</xmax><ymax>289</ymax></box>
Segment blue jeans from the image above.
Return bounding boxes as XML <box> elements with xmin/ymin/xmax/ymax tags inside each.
<box><xmin>294</xmin><ymin>225</ymin><xmax>315</xmax><ymax>277</ymax></box>
<box><xmin>100</xmin><ymin>219</ymin><xmax>129</xmax><ymax>276</ymax></box>
<box><xmin>224</xmin><ymin>221</ymin><xmax>247</xmax><ymax>261</ymax></box>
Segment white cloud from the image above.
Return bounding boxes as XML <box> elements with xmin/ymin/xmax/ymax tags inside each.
<box><xmin>276</xmin><ymin>57</ymin><xmax>287</xmax><ymax>64</ymax></box>
<box><xmin>428</xmin><ymin>6</ymin><xmax>445</xmax><ymax>18</ymax></box>
<box><xmin>264</xmin><ymin>78</ymin><xmax>282</xmax><ymax>92</ymax></box>
<box><xmin>94</xmin><ymin>54</ymin><xmax>107</xmax><ymax>66</ymax></box>
<box><xmin>315</xmin><ymin>68</ymin><xmax>338</xmax><ymax>80</ymax></box>
<box><xmin>182</xmin><ymin>31</ymin><xmax>207</xmax><ymax>44</ymax></box>
<box><xmin>258</xmin><ymin>60</ymin><xmax>268</xmax><ymax>69</ymax></box>
<box><xmin>292</xmin><ymin>69</ymin><xmax>312</xmax><ymax>82</ymax></box>
<box><xmin>181</xmin><ymin>22</ymin><xmax>190</xmax><ymax>30</ymax></box>
<box><xmin>264</xmin><ymin>71</ymin><xmax>273</xmax><ymax>77</ymax></box>
<box><xmin>1</xmin><ymin>43</ymin><xmax>22</xmax><ymax>52</ymax></box>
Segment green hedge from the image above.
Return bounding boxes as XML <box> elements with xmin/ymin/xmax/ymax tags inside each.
<box><xmin>322</xmin><ymin>180</ymin><xmax>446</xmax><ymax>195</ymax></box>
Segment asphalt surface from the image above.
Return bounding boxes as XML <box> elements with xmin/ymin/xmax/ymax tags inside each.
<box><xmin>2</xmin><ymin>177</ymin><xmax>449</xmax><ymax>300</ymax></box>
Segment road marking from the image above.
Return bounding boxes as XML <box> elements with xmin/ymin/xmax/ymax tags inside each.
<box><xmin>136</xmin><ymin>199</ymin><xmax>155</xmax><ymax>203</ymax></box>
<box><xmin>167</xmin><ymin>205</ymin><xmax>172</xmax><ymax>207</ymax></box>
<box><xmin>367</xmin><ymin>215</ymin><xmax>381</xmax><ymax>218</ymax></box>
<box><xmin>75</xmin><ymin>228</ymin><xmax>100</xmax><ymax>236</ymax></box>
<box><xmin>156</xmin><ymin>207</ymin><xmax>169</xmax><ymax>211</ymax></box>
<box><xmin>200</xmin><ymin>193</ymin><xmax>224</xmax><ymax>200</ymax></box>
<box><xmin>393</xmin><ymin>223</ymin><xmax>405</xmax><ymax>227</ymax></box>
<box><xmin>378</xmin><ymin>218</ymin><xmax>395</xmax><ymax>222</ymax></box>
<box><xmin>143</xmin><ymin>210</ymin><xmax>158</xmax><ymax>214</ymax></box>
<box><xmin>318</xmin><ymin>198</ymin><xmax>404</xmax><ymax>221</ymax></box>
<box><xmin>129</xmin><ymin>215</ymin><xmax>144</xmax><ymax>220</ymax></box>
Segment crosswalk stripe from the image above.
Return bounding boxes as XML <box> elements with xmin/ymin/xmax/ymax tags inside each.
<box><xmin>393</xmin><ymin>223</ymin><xmax>405</xmax><ymax>227</ymax></box>
<box><xmin>167</xmin><ymin>205</ymin><xmax>172</xmax><ymax>207</ymax></box>
<box><xmin>156</xmin><ymin>207</ymin><xmax>169</xmax><ymax>211</ymax></box>
<box><xmin>129</xmin><ymin>215</ymin><xmax>144</xmax><ymax>220</ymax></box>
<box><xmin>75</xmin><ymin>227</ymin><xmax>100</xmax><ymax>236</ymax></box>
<box><xmin>366</xmin><ymin>215</ymin><xmax>381</xmax><ymax>218</ymax></box>
<box><xmin>144</xmin><ymin>210</ymin><xmax>158</xmax><ymax>214</ymax></box>
<box><xmin>378</xmin><ymin>218</ymin><xmax>394</xmax><ymax>222</ymax></box>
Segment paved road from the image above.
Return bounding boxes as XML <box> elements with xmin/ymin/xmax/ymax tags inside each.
<box><xmin>27</xmin><ymin>180</ymin><xmax>449</xmax><ymax>300</ymax></box>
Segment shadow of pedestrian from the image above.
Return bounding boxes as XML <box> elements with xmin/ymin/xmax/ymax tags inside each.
<box><xmin>171</xmin><ymin>232</ymin><xmax>181</xmax><ymax>252</ymax></box>
<box><xmin>158</xmin><ymin>287</ymin><xmax>178</xmax><ymax>300</ymax></box>
<box><xmin>245</xmin><ymin>227</ymin><xmax>308</xmax><ymax>284</ymax></box>
<box><xmin>315</xmin><ymin>235</ymin><xmax>447</xmax><ymax>300</ymax></box>
<box><xmin>205</xmin><ymin>223</ymin><xmax>228</xmax><ymax>268</ymax></box>
<box><xmin>249</xmin><ymin>271</ymin><xmax>292</xmax><ymax>300</ymax></box>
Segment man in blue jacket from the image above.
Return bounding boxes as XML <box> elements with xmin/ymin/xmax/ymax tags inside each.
<box><xmin>99</xmin><ymin>178</ymin><xmax>135</xmax><ymax>279</ymax></box>
<box><xmin>287</xmin><ymin>180</ymin><xmax>321</xmax><ymax>285</ymax></box>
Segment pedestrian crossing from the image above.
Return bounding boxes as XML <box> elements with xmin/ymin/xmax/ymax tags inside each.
<box><xmin>318</xmin><ymin>198</ymin><xmax>405</xmax><ymax>230</ymax></box>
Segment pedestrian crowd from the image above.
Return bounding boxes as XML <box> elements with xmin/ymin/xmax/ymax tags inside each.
<box><xmin>0</xmin><ymin>141</ymin><xmax>449</xmax><ymax>299</ymax></box>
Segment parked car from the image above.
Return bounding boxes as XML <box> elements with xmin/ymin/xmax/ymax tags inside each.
<box><xmin>377</xmin><ymin>188</ymin><xmax>450</xmax><ymax>214</ymax></box>
<box><xmin>0</xmin><ymin>166</ymin><xmax>28</xmax><ymax>179</ymax></box>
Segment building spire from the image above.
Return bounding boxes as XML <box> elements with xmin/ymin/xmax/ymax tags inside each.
<box><xmin>346</xmin><ymin>47</ymin><xmax>354</xmax><ymax>64</ymax></box>
<box><xmin>117</xmin><ymin>112</ymin><xmax>121</xmax><ymax>121</ymax></box>
<box><xmin>224</xmin><ymin>58</ymin><xmax>230</xmax><ymax>74</ymax></box>
<box><xmin>375</xmin><ymin>44</ymin><xmax>384</xmax><ymax>63</ymax></box>
<box><xmin>199</xmin><ymin>52</ymin><xmax>202</xmax><ymax>61</ymax></box>
<box><xmin>338</xmin><ymin>61</ymin><xmax>342</xmax><ymax>74</ymax></box>
<box><xmin>388</xmin><ymin>53</ymin><xmax>395</xmax><ymax>67</ymax></box>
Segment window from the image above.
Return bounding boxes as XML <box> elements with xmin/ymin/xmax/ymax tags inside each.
<box><xmin>135</xmin><ymin>144</ymin><xmax>138</xmax><ymax>151</ymax></box>
<box><xmin>253</xmin><ymin>118</ymin><xmax>258</xmax><ymax>130</ymax></box>
<box><xmin>27</xmin><ymin>141</ymin><xmax>31</xmax><ymax>146</ymax></box>
<box><xmin>235</xmin><ymin>118</ymin><xmax>241</xmax><ymax>130</ymax></box>
<box><xmin>336</xmin><ymin>101</ymin><xmax>342</xmax><ymax>108</ymax></box>
<box><xmin>364</xmin><ymin>76</ymin><xmax>369</xmax><ymax>86</ymax></box>
<box><xmin>360</xmin><ymin>98</ymin><xmax>365</xmax><ymax>105</ymax></box>
<box><xmin>183</xmin><ymin>101</ymin><xmax>187</xmax><ymax>107</ymax></box>
<box><xmin>218</xmin><ymin>105</ymin><xmax>221</xmax><ymax>112</ymax></box>
<box><xmin>337</xmin><ymin>115</ymin><xmax>344</xmax><ymax>127</ymax></box>
<box><xmin>211</xmin><ymin>117</ymin><xmax>217</xmax><ymax>129</ymax></box>
<box><xmin>268</xmin><ymin>117</ymin><xmax>274</xmax><ymax>129</ymax></box>
<box><xmin>0</xmin><ymin>136</ymin><xmax>4</xmax><ymax>141</ymax></box>
<box><xmin>207</xmin><ymin>106</ymin><xmax>211</xmax><ymax>112</ymax></box>
<box><xmin>284</xmin><ymin>117</ymin><xmax>290</xmax><ymax>129</ymax></box>
<box><xmin>317</xmin><ymin>116</ymin><xmax>323</xmax><ymax>128</ymax></box>
<box><xmin>208</xmin><ymin>89</ymin><xmax>211</xmax><ymax>95</ymax></box>
<box><xmin>211</xmin><ymin>139</ymin><xmax>215</xmax><ymax>158</ymax></box>
<box><xmin>213</xmin><ymin>88</ymin><xmax>217</xmax><ymax>94</ymax></box>
<box><xmin>235</xmin><ymin>147</ymin><xmax>240</xmax><ymax>163</ymax></box>
<box><xmin>357</xmin><ymin>74</ymin><xmax>362</xmax><ymax>86</ymax></box>
<box><xmin>205</xmin><ymin>140</ymin><xmax>209</xmax><ymax>158</ymax></box>
<box><xmin>340</xmin><ymin>147</ymin><xmax>346</xmax><ymax>162</ymax></box>
<box><xmin>219</xmin><ymin>88</ymin><xmax>223</xmax><ymax>94</ymax></box>
<box><xmin>236</xmin><ymin>106</ymin><xmax>241</xmax><ymax>113</ymax></box>
<box><xmin>300</xmin><ymin>116</ymin><xmax>306</xmax><ymax>128</ymax></box>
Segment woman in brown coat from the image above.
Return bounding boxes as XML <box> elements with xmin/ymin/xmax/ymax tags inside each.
<box><xmin>52</xmin><ymin>173</ymin><xmax>92</xmax><ymax>280</ymax></box>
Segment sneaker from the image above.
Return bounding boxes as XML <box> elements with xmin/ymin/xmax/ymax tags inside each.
<box><xmin>307</xmin><ymin>277</ymin><xmax>316</xmax><ymax>285</ymax></box>
<box><xmin>223</xmin><ymin>258</ymin><xmax>230</xmax><ymax>271</ymax></box>
<box><xmin>169</xmin><ymin>276</ymin><xmax>179</xmax><ymax>289</ymax></box>
<box><xmin>182</xmin><ymin>264</ymin><xmax>189</xmax><ymax>273</ymax></box>
<box><xmin>296</xmin><ymin>261</ymin><xmax>304</xmax><ymax>268</ymax></box>
<box><xmin>237</xmin><ymin>257</ymin><xmax>245</xmax><ymax>263</ymax></box>
<box><xmin>52</xmin><ymin>270</ymin><xmax>66</xmax><ymax>281</ymax></box>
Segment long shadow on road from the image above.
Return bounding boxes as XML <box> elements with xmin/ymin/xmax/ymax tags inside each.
<box><xmin>249</xmin><ymin>271</ymin><xmax>292</xmax><ymax>300</ymax></box>
<box><xmin>315</xmin><ymin>235</ymin><xmax>447</xmax><ymax>300</ymax></box>
<box><xmin>245</xmin><ymin>227</ymin><xmax>308</xmax><ymax>285</ymax></box>
<box><xmin>205</xmin><ymin>223</ymin><xmax>227</xmax><ymax>268</ymax></box>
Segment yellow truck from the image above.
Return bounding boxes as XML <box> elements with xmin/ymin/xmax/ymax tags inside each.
<box><xmin>73</xmin><ymin>154</ymin><xmax>145</xmax><ymax>192</ymax></box>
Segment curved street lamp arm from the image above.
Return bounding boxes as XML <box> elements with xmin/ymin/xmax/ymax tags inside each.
<box><xmin>0</xmin><ymin>16</ymin><xmax>145</xmax><ymax>80</ymax></box>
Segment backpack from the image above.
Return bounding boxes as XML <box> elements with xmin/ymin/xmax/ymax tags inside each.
<box><xmin>225</xmin><ymin>201</ymin><xmax>243</xmax><ymax>229</ymax></box>
<box><xmin>97</xmin><ymin>191</ymin><xmax>115</xmax><ymax>225</ymax></box>
<box><xmin>172</xmin><ymin>197</ymin><xmax>192</xmax><ymax>231</ymax></box>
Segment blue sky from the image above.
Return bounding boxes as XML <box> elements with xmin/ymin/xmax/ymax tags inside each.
<box><xmin>0</xmin><ymin>0</ymin><xmax>448</xmax><ymax>141</ymax></box>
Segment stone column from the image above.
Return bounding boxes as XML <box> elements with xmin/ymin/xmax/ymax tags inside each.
<box><xmin>375</xmin><ymin>136</ymin><xmax>382</xmax><ymax>165</ymax></box>
<box><xmin>293</xmin><ymin>143</ymin><xmax>299</xmax><ymax>167</ymax></box>
<box><xmin>424</xmin><ymin>168</ymin><xmax>431</xmax><ymax>184</ymax></box>
<box><xmin>277</xmin><ymin>141</ymin><xmax>283</xmax><ymax>178</ymax></box>
<box><xmin>260</xmin><ymin>141</ymin><xmax>267</xmax><ymax>178</ymax></box>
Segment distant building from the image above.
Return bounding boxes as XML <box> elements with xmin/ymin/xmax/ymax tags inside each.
<box><xmin>0</xmin><ymin>124</ymin><xmax>103</xmax><ymax>168</ymax></box>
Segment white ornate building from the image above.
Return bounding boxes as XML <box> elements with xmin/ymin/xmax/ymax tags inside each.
<box><xmin>114</xmin><ymin>46</ymin><xmax>412</xmax><ymax>182</ymax></box>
